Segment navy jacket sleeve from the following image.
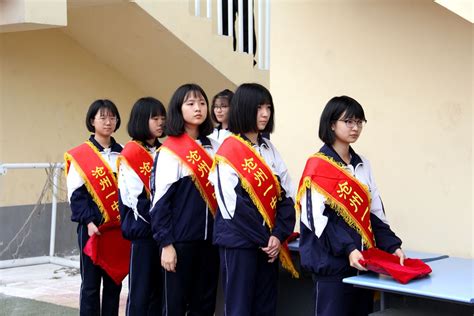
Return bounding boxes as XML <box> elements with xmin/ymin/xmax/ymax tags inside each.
<box><xmin>371</xmin><ymin>214</ymin><xmax>402</xmax><ymax>253</ymax></box>
<box><xmin>150</xmin><ymin>182</ymin><xmax>177</xmax><ymax>247</ymax></box>
<box><xmin>118</xmin><ymin>190</ymin><xmax>128</xmax><ymax>225</ymax></box>
<box><xmin>322</xmin><ymin>222</ymin><xmax>357</xmax><ymax>256</ymax></box>
<box><xmin>307</xmin><ymin>188</ymin><xmax>357</xmax><ymax>257</ymax></box>
<box><xmin>271</xmin><ymin>184</ymin><xmax>296</xmax><ymax>243</ymax></box>
<box><xmin>118</xmin><ymin>191</ymin><xmax>132</xmax><ymax>237</ymax></box>
<box><xmin>70</xmin><ymin>185</ymin><xmax>102</xmax><ymax>225</ymax></box>
<box><xmin>230</xmin><ymin>180</ymin><xmax>276</xmax><ymax>246</ymax></box>
<box><xmin>320</xmin><ymin>213</ymin><xmax>357</xmax><ymax>256</ymax></box>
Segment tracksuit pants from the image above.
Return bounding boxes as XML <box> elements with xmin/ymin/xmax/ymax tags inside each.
<box><xmin>162</xmin><ymin>240</ymin><xmax>219</xmax><ymax>316</ymax></box>
<box><xmin>219</xmin><ymin>247</ymin><xmax>279</xmax><ymax>316</ymax></box>
<box><xmin>78</xmin><ymin>224</ymin><xmax>122</xmax><ymax>316</ymax></box>
<box><xmin>312</xmin><ymin>276</ymin><xmax>373</xmax><ymax>316</ymax></box>
<box><xmin>126</xmin><ymin>238</ymin><xmax>162</xmax><ymax>316</ymax></box>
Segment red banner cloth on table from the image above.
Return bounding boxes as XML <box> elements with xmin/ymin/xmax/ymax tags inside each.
<box><xmin>287</xmin><ymin>232</ymin><xmax>300</xmax><ymax>243</ymax></box>
<box><xmin>359</xmin><ymin>248</ymin><xmax>432</xmax><ymax>284</ymax></box>
<box><xmin>83</xmin><ymin>222</ymin><xmax>131</xmax><ymax>285</ymax></box>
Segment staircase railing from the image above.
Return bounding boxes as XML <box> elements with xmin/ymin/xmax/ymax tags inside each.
<box><xmin>192</xmin><ymin>0</ymin><xmax>271</xmax><ymax>70</ymax></box>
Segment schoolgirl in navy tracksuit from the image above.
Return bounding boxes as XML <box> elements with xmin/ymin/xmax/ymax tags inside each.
<box><xmin>150</xmin><ymin>84</ymin><xmax>219</xmax><ymax>316</ymax></box>
<box><xmin>298</xmin><ymin>96</ymin><xmax>404</xmax><ymax>316</ymax></box>
<box><xmin>118</xmin><ymin>97</ymin><xmax>167</xmax><ymax>315</ymax></box>
<box><xmin>66</xmin><ymin>100</ymin><xmax>123</xmax><ymax>316</ymax></box>
<box><xmin>209</xmin><ymin>83</ymin><xmax>297</xmax><ymax>316</ymax></box>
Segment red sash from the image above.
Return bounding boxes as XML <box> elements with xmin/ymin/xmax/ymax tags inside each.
<box><xmin>160</xmin><ymin>134</ymin><xmax>217</xmax><ymax>216</ymax></box>
<box><xmin>296</xmin><ymin>153</ymin><xmax>375</xmax><ymax>248</ymax></box>
<box><xmin>117</xmin><ymin>141</ymin><xmax>154</xmax><ymax>194</ymax></box>
<box><xmin>214</xmin><ymin>135</ymin><xmax>299</xmax><ymax>278</ymax></box>
<box><xmin>65</xmin><ymin>141</ymin><xmax>120</xmax><ymax>223</ymax></box>
<box><xmin>65</xmin><ymin>141</ymin><xmax>131</xmax><ymax>284</ymax></box>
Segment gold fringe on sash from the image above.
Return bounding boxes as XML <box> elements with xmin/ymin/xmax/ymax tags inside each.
<box><xmin>231</xmin><ymin>134</ymin><xmax>283</xmax><ymax>199</ymax></box>
<box><xmin>159</xmin><ymin>146</ymin><xmax>216</xmax><ymax>216</ymax></box>
<box><xmin>116</xmin><ymin>155</ymin><xmax>151</xmax><ymax>199</ymax></box>
<box><xmin>279</xmin><ymin>246</ymin><xmax>300</xmax><ymax>278</ymax></box>
<box><xmin>64</xmin><ymin>144</ymin><xmax>115</xmax><ymax>224</ymax></box>
<box><xmin>295</xmin><ymin>177</ymin><xmax>313</xmax><ymax>215</ymax></box>
<box><xmin>211</xmin><ymin>154</ymin><xmax>275</xmax><ymax>234</ymax></box>
<box><xmin>295</xmin><ymin>153</ymin><xmax>374</xmax><ymax>249</ymax></box>
<box><xmin>212</xmin><ymin>136</ymin><xmax>299</xmax><ymax>278</ymax></box>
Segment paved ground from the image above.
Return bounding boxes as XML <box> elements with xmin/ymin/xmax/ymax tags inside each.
<box><xmin>0</xmin><ymin>261</ymin><xmax>311</xmax><ymax>316</ymax></box>
<box><xmin>1</xmin><ymin>262</ymin><xmax>472</xmax><ymax>316</ymax></box>
<box><xmin>0</xmin><ymin>263</ymin><xmax>128</xmax><ymax>315</ymax></box>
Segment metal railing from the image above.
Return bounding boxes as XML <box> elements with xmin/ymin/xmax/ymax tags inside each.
<box><xmin>0</xmin><ymin>162</ymin><xmax>78</xmax><ymax>269</ymax></box>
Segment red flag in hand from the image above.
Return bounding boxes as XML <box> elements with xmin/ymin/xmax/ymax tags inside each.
<box><xmin>83</xmin><ymin>222</ymin><xmax>131</xmax><ymax>285</ymax></box>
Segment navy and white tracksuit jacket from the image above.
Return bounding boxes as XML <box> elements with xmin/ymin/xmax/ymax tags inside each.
<box><xmin>66</xmin><ymin>135</ymin><xmax>123</xmax><ymax>316</ymax></box>
<box><xmin>118</xmin><ymin>140</ymin><xmax>161</xmax><ymax>241</ymax></box>
<box><xmin>149</xmin><ymin>135</ymin><xmax>220</xmax><ymax>316</ymax></box>
<box><xmin>209</xmin><ymin>134</ymin><xmax>296</xmax><ymax>249</ymax></box>
<box><xmin>68</xmin><ymin>136</ymin><xmax>123</xmax><ymax>227</ymax></box>
<box><xmin>209</xmin><ymin>134</ymin><xmax>296</xmax><ymax>316</ymax></box>
<box><xmin>299</xmin><ymin>144</ymin><xmax>402</xmax><ymax>278</ymax></box>
<box><xmin>299</xmin><ymin>144</ymin><xmax>402</xmax><ymax>316</ymax></box>
<box><xmin>118</xmin><ymin>139</ymin><xmax>162</xmax><ymax>316</ymax></box>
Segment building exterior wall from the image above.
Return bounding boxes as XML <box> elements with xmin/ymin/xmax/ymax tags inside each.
<box><xmin>0</xmin><ymin>18</ymin><xmax>237</xmax><ymax>259</ymax></box>
<box><xmin>270</xmin><ymin>0</ymin><xmax>473</xmax><ymax>258</ymax></box>
<box><xmin>0</xmin><ymin>28</ymin><xmax>146</xmax><ymax>206</ymax></box>
<box><xmin>0</xmin><ymin>203</ymin><xmax>76</xmax><ymax>260</ymax></box>
<box><xmin>1</xmin><ymin>1</ymin><xmax>472</xmax><ymax>260</ymax></box>
<box><xmin>0</xmin><ymin>20</ymin><xmax>236</xmax><ymax>207</ymax></box>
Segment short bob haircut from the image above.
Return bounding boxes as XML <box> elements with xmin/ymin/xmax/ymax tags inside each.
<box><xmin>127</xmin><ymin>97</ymin><xmax>167</xmax><ymax>142</ymax></box>
<box><xmin>85</xmin><ymin>99</ymin><xmax>121</xmax><ymax>133</ymax></box>
<box><xmin>210</xmin><ymin>89</ymin><xmax>234</xmax><ymax>124</ymax></box>
<box><xmin>228</xmin><ymin>83</ymin><xmax>274</xmax><ymax>134</ymax></box>
<box><xmin>165</xmin><ymin>83</ymin><xmax>214</xmax><ymax>137</ymax></box>
<box><xmin>318</xmin><ymin>95</ymin><xmax>366</xmax><ymax>145</ymax></box>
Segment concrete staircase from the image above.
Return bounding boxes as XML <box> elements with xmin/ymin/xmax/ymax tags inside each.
<box><xmin>133</xmin><ymin>0</ymin><xmax>269</xmax><ymax>86</ymax></box>
<box><xmin>1</xmin><ymin>0</ymin><xmax>267</xmax><ymax>95</ymax></box>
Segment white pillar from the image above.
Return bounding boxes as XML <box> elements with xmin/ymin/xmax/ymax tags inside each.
<box><xmin>248</xmin><ymin>0</ymin><xmax>254</xmax><ymax>55</ymax></box>
<box><xmin>206</xmin><ymin>0</ymin><xmax>211</xmax><ymax>18</ymax></box>
<box><xmin>195</xmin><ymin>0</ymin><xmax>201</xmax><ymax>17</ymax></box>
<box><xmin>217</xmin><ymin>0</ymin><xmax>223</xmax><ymax>35</ymax></box>
<box><xmin>257</xmin><ymin>0</ymin><xmax>263</xmax><ymax>68</ymax></box>
<box><xmin>238</xmin><ymin>0</ymin><xmax>244</xmax><ymax>52</ymax></box>
<box><xmin>228</xmin><ymin>0</ymin><xmax>233</xmax><ymax>37</ymax></box>
<box><xmin>264</xmin><ymin>0</ymin><xmax>270</xmax><ymax>70</ymax></box>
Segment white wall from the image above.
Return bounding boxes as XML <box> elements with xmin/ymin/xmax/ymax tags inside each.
<box><xmin>0</xmin><ymin>0</ymin><xmax>67</xmax><ymax>33</ymax></box>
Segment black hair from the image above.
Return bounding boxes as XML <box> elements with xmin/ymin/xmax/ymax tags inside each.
<box><xmin>228</xmin><ymin>83</ymin><xmax>274</xmax><ymax>134</ymax></box>
<box><xmin>85</xmin><ymin>99</ymin><xmax>121</xmax><ymax>132</ymax></box>
<box><xmin>165</xmin><ymin>83</ymin><xmax>214</xmax><ymax>137</ymax></box>
<box><xmin>127</xmin><ymin>97</ymin><xmax>167</xmax><ymax>142</ymax></box>
<box><xmin>318</xmin><ymin>95</ymin><xmax>366</xmax><ymax>145</ymax></box>
<box><xmin>211</xmin><ymin>89</ymin><xmax>234</xmax><ymax>123</ymax></box>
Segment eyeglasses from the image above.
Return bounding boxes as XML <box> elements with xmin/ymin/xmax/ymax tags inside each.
<box><xmin>95</xmin><ymin>116</ymin><xmax>119</xmax><ymax>123</ymax></box>
<box><xmin>213</xmin><ymin>105</ymin><xmax>229</xmax><ymax>110</ymax></box>
<box><xmin>338</xmin><ymin>119</ymin><xmax>367</xmax><ymax>128</ymax></box>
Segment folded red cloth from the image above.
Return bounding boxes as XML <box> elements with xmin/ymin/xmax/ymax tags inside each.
<box><xmin>359</xmin><ymin>248</ymin><xmax>432</xmax><ymax>284</ymax></box>
<box><xmin>83</xmin><ymin>222</ymin><xmax>131</xmax><ymax>285</ymax></box>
